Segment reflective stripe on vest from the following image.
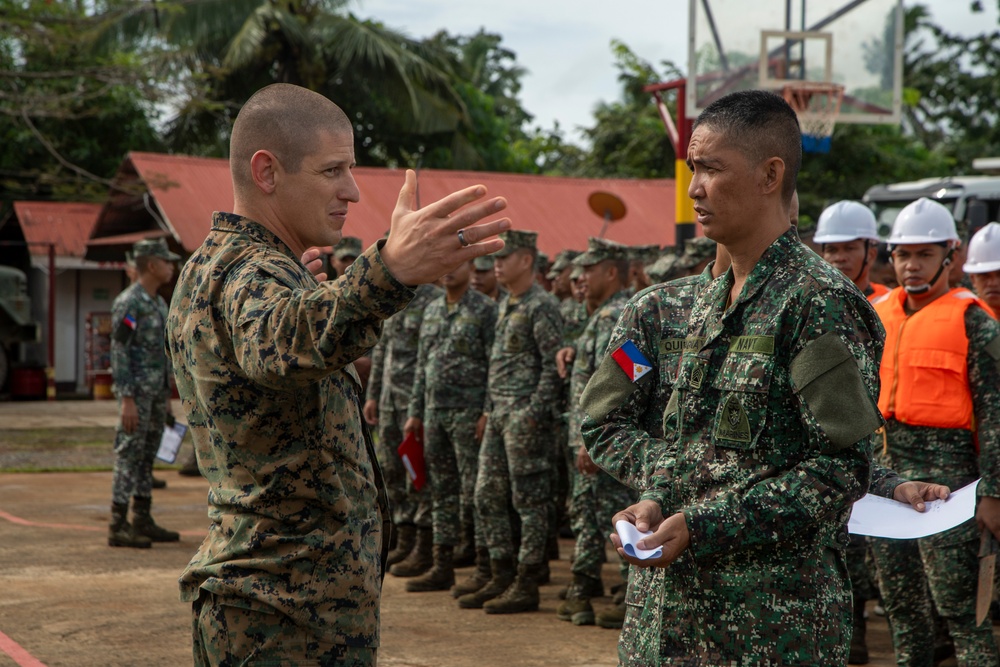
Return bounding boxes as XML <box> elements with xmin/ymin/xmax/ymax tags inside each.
<box><xmin>874</xmin><ymin>287</ymin><xmax>984</xmax><ymax>430</ymax></box>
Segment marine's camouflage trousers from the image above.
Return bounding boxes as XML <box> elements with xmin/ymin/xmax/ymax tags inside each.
<box><xmin>376</xmin><ymin>393</ymin><xmax>431</xmax><ymax>528</ymax></box>
<box><xmin>619</xmin><ymin>567</ymin><xmax>666</xmax><ymax>666</ymax></box>
<box><xmin>425</xmin><ymin>407</ymin><xmax>482</xmax><ymax>547</ymax></box>
<box><xmin>111</xmin><ymin>390</ymin><xmax>168</xmax><ymax>505</ymax></box>
<box><xmin>869</xmin><ymin>518</ymin><xmax>1000</xmax><ymax>667</ymax></box>
<box><xmin>570</xmin><ymin>468</ymin><xmax>633</xmax><ymax>582</ymax></box>
<box><xmin>475</xmin><ymin>398</ymin><xmax>552</xmax><ymax>564</ymax></box>
<box><xmin>191</xmin><ymin>590</ymin><xmax>375</xmax><ymax>667</ymax></box>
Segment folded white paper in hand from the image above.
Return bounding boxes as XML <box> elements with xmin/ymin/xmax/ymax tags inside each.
<box><xmin>615</xmin><ymin>520</ymin><xmax>663</xmax><ymax>560</ymax></box>
<box><xmin>848</xmin><ymin>478</ymin><xmax>979</xmax><ymax>539</ymax></box>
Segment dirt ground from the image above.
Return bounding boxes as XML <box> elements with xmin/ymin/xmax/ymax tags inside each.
<box><xmin>0</xmin><ymin>400</ymin><xmax>989</xmax><ymax>667</ymax></box>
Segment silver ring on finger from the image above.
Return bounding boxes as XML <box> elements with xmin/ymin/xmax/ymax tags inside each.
<box><xmin>458</xmin><ymin>229</ymin><xmax>470</xmax><ymax>247</ymax></box>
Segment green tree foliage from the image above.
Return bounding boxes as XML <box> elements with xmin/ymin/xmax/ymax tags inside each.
<box><xmin>0</xmin><ymin>0</ymin><xmax>163</xmax><ymax>202</ymax></box>
<box><xmin>566</xmin><ymin>41</ymin><xmax>681</xmax><ymax>179</ymax></box>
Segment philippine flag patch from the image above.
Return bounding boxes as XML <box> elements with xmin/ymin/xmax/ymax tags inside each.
<box><xmin>123</xmin><ymin>314</ymin><xmax>137</xmax><ymax>330</ymax></box>
<box><xmin>610</xmin><ymin>340</ymin><xmax>653</xmax><ymax>382</ymax></box>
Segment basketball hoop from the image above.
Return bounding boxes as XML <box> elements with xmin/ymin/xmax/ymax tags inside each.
<box><xmin>781</xmin><ymin>82</ymin><xmax>844</xmax><ymax>154</ymax></box>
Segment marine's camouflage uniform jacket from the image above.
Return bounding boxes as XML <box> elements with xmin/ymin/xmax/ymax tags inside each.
<box><xmin>166</xmin><ymin>212</ymin><xmax>412</xmax><ymax>648</ymax></box>
<box><xmin>589</xmin><ymin>229</ymin><xmax>887</xmax><ymax>665</ymax></box>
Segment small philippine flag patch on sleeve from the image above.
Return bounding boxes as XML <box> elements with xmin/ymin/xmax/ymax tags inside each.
<box><xmin>123</xmin><ymin>314</ymin><xmax>137</xmax><ymax>330</ymax></box>
<box><xmin>610</xmin><ymin>340</ymin><xmax>653</xmax><ymax>382</ymax></box>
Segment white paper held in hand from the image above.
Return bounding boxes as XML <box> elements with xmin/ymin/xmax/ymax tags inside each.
<box><xmin>615</xmin><ymin>520</ymin><xmax>663</xmax><ymax>560</ymax></box>
<box><xmin>848</xmin><ymin>478</ymin><xmax>979</xmax><ymax>539</ymax></box>
<box><xmin>156</xmin><ymin>422</ymin><xmax>188</xmax><ymax>464</ymax></box>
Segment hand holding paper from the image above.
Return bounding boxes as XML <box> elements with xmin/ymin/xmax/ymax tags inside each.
<box><xmin>849</xmin><ymin>479</ymin><xmax>979</xmax><ymax>539</ymax></box>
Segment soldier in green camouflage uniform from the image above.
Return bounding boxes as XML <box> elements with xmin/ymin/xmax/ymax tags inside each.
<box><xmin>402</xmin><ymin>259</ymin><xmax>497</xmax><ymax>592</ymax></box>
<box><xmin>588</xmin><ymin>91</ymin><xmax>885</xmax><ymax>665</ymax></box>
<box><xmin>868</xmin><ymin>200</ymin><xmax>1000</xmax><ymax>667</ymax></box>
<box><xmin>627</xmin><ymin>244</ymin><xmax>660</xmax><ymax>293</ymax></box>
<box><xmin>459</xmin><ymin>230</ymin><xmax>564</xmax><ymax>614</ymax></box>
<box><xmin>554</xmin><ymin>238</ymin><xmax>634</xmax><ymax>626</ymax></box>
<box><xmin>165</xmin><ymin>83</ymin><xmax>510</xmax><ymax>667</ymax></box>
<box><xmin>364</xmin><ymin>281</ymin><xmax>441</xmax><ymax>575</ymax></box>
<box><xmin>549</xmin><ymin>249</ymin><xmax>585</xmax><ymax>547</ymax></box>
<box><xmin>109</xmin><ymin>237</ymin><xmax>181</xmax><ymax>549</ymax></box>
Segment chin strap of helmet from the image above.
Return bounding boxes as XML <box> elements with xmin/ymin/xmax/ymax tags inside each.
<box><xmin>902</xmin><ymin>244</ymin><xmax>956</xmax><ymax>295</ymax></box>
<box><xmin>854</xmin><ymin>240</ymin><xmax>872</xmax><ymax>283</ymax></box>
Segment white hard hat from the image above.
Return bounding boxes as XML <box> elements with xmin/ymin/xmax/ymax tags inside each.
<box><xmin>888</xmin><ymin>197</ymin><xmax>959</xmax><ymax>246</ymax></box>
<box><xmin>813</xmin><ymin>201</ymin><xmax>880</xmax><ymax>243</ymax></box>
<box><xmin>964</xmin><ymin>222</ymin><xmax>1000</xmax><ymax>274</ymax></box>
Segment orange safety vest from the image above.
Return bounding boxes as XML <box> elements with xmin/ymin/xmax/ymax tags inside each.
<box><xmin>866</xmin><ymin>282</ymin><xmax>890</xmax><ymax>303</ymax></box>
<box><xmin>874</xmin><ymin>287</ymin><xmax>986</xmax><ymax>430</ymax></box>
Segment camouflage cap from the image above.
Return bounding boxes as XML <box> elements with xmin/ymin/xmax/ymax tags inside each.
<box><xmin>124</xmin><ymin>250</ymin><xmax>135</xmax><ymax>267</ymax></box>
<box><xmin>333</xmin><ymin>236</ymin><xmax>362</xmax><ymax>260</ymax></box>
<box><xmin>473</xmin><ymin>255</ymin><xmax>495</xmax><ymax>271</ymax></box>
<box><xmin>570</xmin><ymin>264</ymin><xmax>584</xmax><ymax>280</ymax></box>
<box><xmin>628</xmin><ymin>243</ymin><xmax>661</xmax><ymax>266</ymax></box>
<box><xmin>546</xmin><ymin>250</ymin><xmax>582</xmax><ymax>279</ymax></box>
<box><xmin>573</xmin><ymin>237</ymin><xmax>630</xmax><ymax>268</ymax></box>
<box><xmin>493</xmin><ymin>230</ymin><xmax>538</xmax><ymax>257</ymax></box>
<box><xmin>645</xmin><ymin>253</ymin><xmax>681</xmax><ymax>283</ymax></box>
<box><xmin>132</xmin><ymin>238</ymin><xmax>180</xmax><ymax>261</ymax></box>
<box><xmin>676</xmin><ymin>236</ymin><xmax>717</xmax><ymax>269</ymax></box>
<box><xmin>535</xmin><ymin>252</ymin><xmax>551</xmax><ymax>273</ymax></box>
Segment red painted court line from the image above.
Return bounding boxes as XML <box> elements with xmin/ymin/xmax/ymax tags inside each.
<box><xmin>0</xmin><ymin>630</ymin><xmax>47</xmax><ymax>667</ymax></box>
<box><xmin>0</xmin><ymin>509</ymin><xmax>204</xmax><ymax>537</ymax></box>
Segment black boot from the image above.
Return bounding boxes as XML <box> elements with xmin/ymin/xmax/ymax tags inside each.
<box><xmin>453</xmin><ymin>522</ymin><xmax>476</xmax><ymax>568</ymax></box>
<box><xmin>108</xmin><ymin>502</ymin><xmax>151</xmax><ymax>549</ymax></box>
<box><xmin>453</xmin><ymin>548</ymin><xmax>491</xmax><ymax>598</ymax></box>
<box><xmin>406</xmin><ymin>545</ymin><xmax>455</xmax><ymax>592</ymax></box>
<box><xmin>390</xmin><ymin>527</ymin><xmax>433</xmax><ymax>577</ymax></box>
<box><xmin>386</xmin><ymin>523</ymin><xmax>416</xmax><ymax>567</ymax></box>
<box><xmin>131</xmin><ymin>496</ymin><xmax>180</xmax><ymax>542</ymax></box>
<box><xmin>152</xmin><ymin>476</ymin><xmax>167</xmax><ymax>489</ymax></box>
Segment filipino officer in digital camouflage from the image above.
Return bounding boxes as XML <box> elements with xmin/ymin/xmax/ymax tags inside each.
<box><xmin>108</xmin><ymin>237</ymin><xmax>181</xmax><ymax>549</ymax></box>
<box><xmin>548</xmin><ymin>248</ymin><xmax>585</xmax><ymax>546</ymax></box>
<box><xmin>553</xmin><ymin>238</ymin><xmax>635</xmax><ymax>628</ymax></box>
<box><xmin>400</xmin><ymin>257</ymin><xmax>497</xmax><ymax>592</ymax></box>
<box><xmin>363</xmin><ymin>269</ymin><xmax>442</xmax><ymax>577</ymax></box>
<box><xmin>458</xmin><ymin>229</ymin><xmax>564</xmax><ymax>614</ymax></box>
<box><xmin>868</xmin><ymin>198</ymin><xmax>1000</xmax><ymax>667</ymax></box>
<box><xmin>581</xmin><ymin>237</ymin><xmax>954</xmax><ymax>666</ymax></box>
<box><xmin>596</xmin><ymin>90</ymin><xmax>887</xmax><ymax>665</ymax></box>
<box><xmin>164</xmin><ymin>82</ymin><xmax>510</xmax><ymax>667</ymax></box>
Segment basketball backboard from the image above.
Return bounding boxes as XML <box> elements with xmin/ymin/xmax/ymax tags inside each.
<box><xmin>687</xmin><ymin>0</ymin><xmax>903</xmax><ymax>125</ymax></box>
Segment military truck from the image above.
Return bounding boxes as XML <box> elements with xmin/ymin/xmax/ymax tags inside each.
<box><xmin>863</xmin><ymin>174</ymin><xmax>1000</xmax><ymax>239</ymax></box>
<box><xmin>0</xmin><ymin>265</ymin><xmax>42</xmax><ymax>391</ymax></box>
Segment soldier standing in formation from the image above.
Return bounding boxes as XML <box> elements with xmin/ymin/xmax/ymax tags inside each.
<box><xmin>814</xmin><ymin>200</ymin><xmax>890</xmax><ymax>302</ymax></box>
<box><xmin>108</xmin><ymin>237</ymin><xmax>181</xmax><ymax>549</ymax></box>
<box><xmin>965</xmin><ymin>222</ymin><xmax>1000</xmax><ymax>316</ymax></box>
<box><xmin>459</xmin><ymin>230</ymin><xmax>564</xmax><ymax>614</ymax></box>
<box><xmin>869</xmin><ymin>197</ymin><xmax>1000</xmax><ymax>666</ymax></box>
<box><xmin>364</xmin><ymin>279</ymin><xmax>442</xmax><ymax>577</ymax></box>
<box><xmin>402</xmin><ymin>258</ymin><xmax>497</xmax><ymax>591</ymax></box>
<box><xmin>166</xmin><ymin>83</ymin><xmax>509</xmax><ymax>667</ymax></box>
<box><xmin>599</xmin><ymin>90</ymin><xmax>885</xmax><ymax>664</ymax></box>
<box><xmin>470</xmin><ymin>255</ymin><xmax>506</xmax><ymax>302</ymax></box>
<box><xmin>555</xmin><ymin>238</ymin><xmax>634</xmax><ymax>628</ymax></box>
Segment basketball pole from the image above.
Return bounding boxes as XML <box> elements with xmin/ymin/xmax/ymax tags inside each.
<box><xmin>646</xmin><ymin>78</ymin><xmax>696</xmax><ymax>251</ymax></box>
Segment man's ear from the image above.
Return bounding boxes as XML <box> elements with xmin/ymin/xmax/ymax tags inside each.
<box><xmin>250</xmin><ymin>150</ymin><xmax>279</xmax><ymax>194</ymax></box>
<box><xmin>760</xmin><ymin>157</ymin><xmax>786</xmax><ymax>196</ymax></box>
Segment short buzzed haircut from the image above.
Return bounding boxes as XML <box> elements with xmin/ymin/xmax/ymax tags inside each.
<box><xmin>693</xmin><ymin>90</ymin><xmax>801</xmax><ymax>206</ymax></box>
<box><xmin>230</xmin><ymin>83</ymin><xmax>353</xmax><ymax>196</ymax></box>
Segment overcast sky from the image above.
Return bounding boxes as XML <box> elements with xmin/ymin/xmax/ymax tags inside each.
<box><xmin>354</xmin><ymin>0</ymin><xmax>998</xmax><ymax>143</ymax></box>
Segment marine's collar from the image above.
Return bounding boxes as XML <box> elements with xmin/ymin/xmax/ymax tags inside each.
<box><xmin>210</xmin><ymin>212</ymin><xmax>296</xmax><ymax>260</ymax></box>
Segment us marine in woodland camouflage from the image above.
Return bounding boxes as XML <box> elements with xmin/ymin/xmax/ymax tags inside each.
<box><xmin>166</xmin><ymin>83</ymin><xmax>511</xmax><ymax>667</ymax></box>
<box><xmin>555</xmin><ymin>238</ymin><xmax>635</xmax><ymax>628</ymax></box>
<box><xmin>109</xmin><ymin>237</ymin><xmax>181</xmax><ymax>549</ymax></box>
<box><xmin>403</xmin><ymin>258</ymin><xmax>497</xmax><ymax>592</ymax></box>
<box><xmin>460</xmin><ymin>230</ymin><xmax>564</xmax><ymax>615</ymax></box>
<box><xmin>598</xmin><ymin>92</ymin><xmax>885</xmax><ymax>665</ymax></box>
<box><xmin>364</xmin><ymin>282</ymin><xmax>441</xmax><ymax>576</ymax></box>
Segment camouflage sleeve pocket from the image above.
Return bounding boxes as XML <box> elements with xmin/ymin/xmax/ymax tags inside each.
<box><xmin>790</xmin><ymin>331</ymin><xmax>884</xmax><ymax>452</ymax></box>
